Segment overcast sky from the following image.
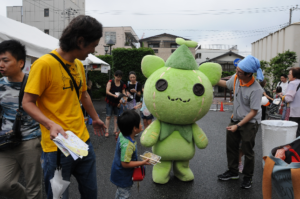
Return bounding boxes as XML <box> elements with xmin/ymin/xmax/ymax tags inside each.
<box><xmin>1</xmin><ymin>0</ymin><xmax>300</xmax><ymax>56</ymax></box>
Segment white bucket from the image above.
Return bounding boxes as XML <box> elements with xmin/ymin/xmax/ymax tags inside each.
<box><xmin>261</xmin><ymin>120</ymin><xmax>298</xmax><ymax>167</ymax></box>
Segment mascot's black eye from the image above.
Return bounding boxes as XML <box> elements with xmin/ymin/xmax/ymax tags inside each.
<box><xmin>193</xmin><ymin>83</ymin><xmax>205</xmax><ymax>96</ymax></box>
<box><xmin>156</xmin><ymin>79</ymin><xmax>168</xmax><ymax>91</ymax></box>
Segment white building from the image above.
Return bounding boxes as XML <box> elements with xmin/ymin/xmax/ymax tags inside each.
<box><xmin>195</xmin><ymin>44</ymin><xmax>243</xmax><ymax>72</ymax></box>
<box><xmin>252</xmin><ymin>22</ymin><xmax>300</xmax><ymax>67</ymax></box>
<box><xmin>7</xmin><ymin>0</ymin><xmax>85</xmax><ymax>39</ymax></box>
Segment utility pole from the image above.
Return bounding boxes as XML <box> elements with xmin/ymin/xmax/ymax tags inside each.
<box><xmin>289</xmin><ymin>5</ymin><xmax>299</xmax><ymax>25</ymax></box>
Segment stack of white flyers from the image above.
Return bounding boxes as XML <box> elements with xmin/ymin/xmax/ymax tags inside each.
<box><xmin>53</xmin><ymin>131</ymin><xmax>89</xmax><ymax>160</ymax></box>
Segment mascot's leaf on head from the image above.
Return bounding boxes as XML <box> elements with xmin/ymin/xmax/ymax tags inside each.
<box><xmin>140</xmin><ymin>38</ymin><xmax>222</xmax><ymax>184</ymax></box>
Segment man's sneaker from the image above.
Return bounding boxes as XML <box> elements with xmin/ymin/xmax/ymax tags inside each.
<box><xmin>238</xmin><ymin>162</ymin><xmax>243</xmax><ymax>173</ymax></box>
<box><xmin>218</xmin><ymin>170</ymin><xmax>239</xmax><ymax>181</ymax></box>
<box><xmin>240</xmin><ymin>177</ymin><xmax>252</xmax><ymax>189</ymax></box>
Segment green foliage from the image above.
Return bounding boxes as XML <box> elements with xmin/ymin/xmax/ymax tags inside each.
<box><xmin>88</xmin><ymin>71</ymin><xmax>109</xmax><ymax>98</ymax></box>
<box><xmin>221</xmin><ymin>71</ymin><xmax>235</xmax><ymax>78</ymax></box>
<box><xmin>112</xmin><ymin>47</ymin><xmax>155</xmax><ymax>84</ymax></box>
<box><xmin>263</xmin><ymin>50</ymin><xmax>297</xmax><ymax>91</ymax></box>
<box><xmin>96</xmin><ymin>55</ymin><xmax>113</xmax><ymax>67</ymax></box>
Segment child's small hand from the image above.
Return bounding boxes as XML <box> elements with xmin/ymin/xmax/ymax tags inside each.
<box><xmin>142</xmin><ymin>159</ymin><xmax>151</xmax><ymax>165</ymax></box>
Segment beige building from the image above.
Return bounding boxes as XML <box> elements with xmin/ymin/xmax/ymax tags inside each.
<box><xmin>139</xmin><ymin>33</ymin><xmax>195</xmax><ymax>61</ymax></box>
<box><xmin>95</xmin><ymin>27</ymin><xmax>139</xmax><ymax>55</ymax></box>
<box><xmin>7</xmin><ymin>0</ymin><xmax>85</xmax><ymax>39</ymax></box>
<box><xmin>252</xmin><ymin>22</ymin><xmax>300</xmax><ymax>67</ymax></box>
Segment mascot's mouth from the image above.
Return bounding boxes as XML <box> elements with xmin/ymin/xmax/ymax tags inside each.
<box><xmin>168</xmin><ymin>96</ymin><xmax>190</xmax><ymax>103</ymax></box>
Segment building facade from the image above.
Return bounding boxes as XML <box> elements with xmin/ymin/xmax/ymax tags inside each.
<box><xmin>252</xmin><ymin>22</ymin><xmax>300</xmax><ymax>67</ymax></box>
<box><xmin>7</xmin><ymin>0</ymin><xmax>85</xmax><ymax>39</ymax></box>
<box><xmin>95</xmin><ymin>27</ymin><xmax>139</xmax><ymax>56</ymax></box>
<box><xmin>195</xmin><ymin>44</ymin><xmax>239</xmax><ymax>66</ymax></box>
<box><xmin>139</xmin><ymin>33</ymin><xmax>195</xmax><ymax>61</ymax></box>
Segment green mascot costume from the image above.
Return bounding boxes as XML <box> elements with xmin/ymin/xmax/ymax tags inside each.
<box><xmin>140</xmin><ymin>38</ymin><xmax>222</xmax><ymax>184</ymax></box>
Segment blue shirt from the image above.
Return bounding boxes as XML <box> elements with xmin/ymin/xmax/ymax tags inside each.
<box><xmin>110</xmin><ymin>133</ymin><xmax>137</xmax><ymax>188</ymax></box>
<box><xmin>0</xmin><ymin>77</ymin><xmax>41</xmax><ymax>140</ymax></box>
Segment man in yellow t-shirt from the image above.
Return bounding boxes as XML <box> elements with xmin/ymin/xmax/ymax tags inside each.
<box><xmin>22</xmin><ymin>15</ymin><xmax>106</xmax><ymax>199</ymax></box>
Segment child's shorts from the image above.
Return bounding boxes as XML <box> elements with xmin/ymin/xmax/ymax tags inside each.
<box><xmin>115</xmin><ymin>186</ymin><xmax>131</xmax><ymax>199</ymax></box>
<box><xmin>141</xmin><ymin>111</ymin><xmax>154</xmax><ymax>120</ymax></box>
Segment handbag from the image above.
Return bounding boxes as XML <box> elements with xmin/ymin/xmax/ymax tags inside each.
<box><xmin>0</xmin><ymin>74</ymin><xmax>28</xmax><ymax>150</ymax></box>
<box><xmin>263</xmin><ymin>137</ymin><xmax>300</xmax><ymax>199</ymax></box>
<box><xmin>132</xmin><ymin>166</ymin><xmax>145</xmax><ymax>181</ymax></box>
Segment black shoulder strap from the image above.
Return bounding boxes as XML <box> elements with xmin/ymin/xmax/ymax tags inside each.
<box><xmin>49</xmin><ymin>53</ymin><xmax>79</xmax><ymax>99</ymax></box>
<box><xmin>297</xmin><ymin>83</ymin><xmax>300</xmax><ymax>92</ymax></box>
<box><xmin>279</xmin><ymin>82</ymin><xmax>282</xmax><ymax>86</ymax></box>
<box><xmin>111</xmin><ymin>79</ymin><xmax>115</xmax><ymax>88</ymax></box>
<box><xmin>19</xmin><ymin>74</ymin><xmax>28</xmax><ymax>110</ymax></box>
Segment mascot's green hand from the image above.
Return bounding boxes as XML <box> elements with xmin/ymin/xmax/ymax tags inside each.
<box><xmin>192</xmin><ymin>123</ymin><xmax>208</xmax><ymax>149</ymax></box>
<box><xmin>140</xmin><ymin>120</ymin><xmax>161</xmax><ymax>147</ymax></box>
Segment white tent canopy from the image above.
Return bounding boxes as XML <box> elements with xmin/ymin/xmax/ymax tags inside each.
<box><xmin>0</xmin><ymin>15</ymin><xmax>109</xmax><ymax>66</ymax></box>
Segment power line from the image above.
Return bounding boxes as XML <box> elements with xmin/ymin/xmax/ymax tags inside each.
<box><xmin>84</xmin><ymin>5</ymin><xmax>297</xmax><ymax>16</ymax></box>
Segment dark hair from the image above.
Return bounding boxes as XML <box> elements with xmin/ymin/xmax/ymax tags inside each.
<box><xmin>118</xmin><ymin>93</ymin><xmax>126</xmax><ymax>100</ymax></box>
<box><xmin>0</xmin><ymin>40</ymin><xmax>26</xmax><ymax>70</ymax></box>
<box><xmin>290</xmin><ymin>67</ymin><xmax>300</xmax><ymax>79</ymax></box>
<box><xmin>117</xmin><ymin>110</ymin><xmax>140</xmax><ymax>136</ymax></box>
<box><xmin>59</xmin><ymin>15</ymin><xmax>103</xmax><ymax>52</ymax></box>
<box><xmin>129</xmin><ymin>71</ymin><xmax>136</xmax><ymax>77</ymax></box>
<box><xmin>259</xmin><ymin>80</ymin><xmax>266</xmax><ymax>88</ymax></box>
<box><xmin>280</xmin><ymin>74</ymin><xmax>288</xmax><ymax>78</ymax></box>
<box><xmin>114</xmin><ymin>70</ymin><xmax>123</xmax><ymax>77</ymax></box>
<box><xmin>276</xmin><ymin>86</ymin><xmax>282</xmax><ymax>93</ymax></box>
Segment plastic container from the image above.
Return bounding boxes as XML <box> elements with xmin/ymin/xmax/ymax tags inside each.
<box><xmin>261</xmin><ymin>120</ymin><xmax>298</xmax><ymax>167</ymax></box>
<box><xmin>140</xmin><ymin>151</ymin><xmax>161</xmax><ymax>165</ymax></box>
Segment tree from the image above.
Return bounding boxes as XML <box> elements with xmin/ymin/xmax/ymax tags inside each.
<box><xmin>262</xmin><ymin>50</ymin><xmax>297</xmax><ymax>91</ymax></box>
<box><xmin>112</xmin><ymin>47</ymin><xmax>155</xmax><ymax>85</ymax></box>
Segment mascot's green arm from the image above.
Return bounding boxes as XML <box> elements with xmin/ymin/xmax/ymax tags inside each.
<box><xmin>140</xmin><ymin>120</ymin><xmax>161</xmax><ymax>147</ymax></box>
<box><xmin>192</xmin><ymin>123</ymin><xmax>208</xmax><ymax>149</ymax></box>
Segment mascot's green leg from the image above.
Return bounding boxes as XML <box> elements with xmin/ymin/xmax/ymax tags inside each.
<box><xmin>152</xmin><ymin>160</ymin><xmax>172</xmax><ymax>184</ymax></box>
<box><xmin>173</xmin><ymin>160</ymin><xmax>194</xmax><ymax>181</ymax></box>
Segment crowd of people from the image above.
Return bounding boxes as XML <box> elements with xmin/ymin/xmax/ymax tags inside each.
<box><xmin>0</xmin><ymin>14</ymin><xmax>300</xmax><ymax>199</ymax></box>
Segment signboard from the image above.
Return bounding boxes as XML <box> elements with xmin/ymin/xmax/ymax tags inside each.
<box><xmin>101</xmin><ymin>66</ymin><xmax>109</xmax><ymax>73</ymax></box>
<box><xmin>233</xmin><ymin>58</ymin><xmax>241</xmax><ymax>67</ymax></box>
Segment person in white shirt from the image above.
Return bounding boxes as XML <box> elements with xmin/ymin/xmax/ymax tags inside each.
<box><xmin>273</xmin><ymin>74</ymin><xmax>289</xmax><ymax>95</ymax></box>
<box><xmin>273</xmin><ymin>74</ymin><xmax>289</xmax><ymax>120</ymax></box>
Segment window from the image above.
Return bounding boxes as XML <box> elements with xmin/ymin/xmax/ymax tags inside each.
<box><xmin>170</xmin><ymin>43</ymin><xmax>179</xmax><ymax>48</ymax></box>
<box><xmin>105</xmin><ymin>32</ymin><xmax>116</xmax><ymax>44</ymax></box>
<box><xmin>44</xmin><ymin>9</ymin><xmax>49</xmax><ymax>17</ymax></box>
<box><xmin>148</xmin><ymin>43</ymin><xmax>160</xmax><ymax>48</ymax></box>
<box><xmin>171</xmin><ymin>49</ymin><xmax>176</xmax><ymax>53</ymax></box>
<box><xmin>153</xmin><ymin>49</ymin><xmax>158</xmax><ymax>53</ymax></box>
<box><xmin>195</xmin><ymin>53</ymin><xmax>201</xmax><ymax>59</ymax></box>
<box><xmin>44</xmin><ymin>29</ymin><xmax>49</xmax><ymax>34</ymax></box>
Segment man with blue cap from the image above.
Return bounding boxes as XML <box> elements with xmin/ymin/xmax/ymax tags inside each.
<box><xmin>216</xmin><ymin>55</ymin><xmax>264</xmax><ymax>189</ymax></box>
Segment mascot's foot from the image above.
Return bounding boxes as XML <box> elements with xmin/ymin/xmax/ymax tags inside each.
<box><xmin>152</xmin><ymin>160</ymin><xmax>172</xmax><ymax>184</ymax></box>
<box><xmin>173</xmin><ymin>160</ymin><xmax>194</xmax><ymax>182</ymax></box>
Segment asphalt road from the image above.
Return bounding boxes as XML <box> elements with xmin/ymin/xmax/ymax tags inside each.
<box><xmin>1</xmin><ymin>100</ymin><xmax>280</xmax><ymax>199</ymax></box>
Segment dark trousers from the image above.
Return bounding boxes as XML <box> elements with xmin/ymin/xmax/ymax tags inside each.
<box><xmin>42</xmin><ymin>139</ymin><xmax>97</xmax><ymax>199</ymax></box>
<box><xmin>226</xmin><ymin>120</ymin><xmax>259</xmax><ymax>178</ymax></box>
<box><xmin>261</xmin><ymin>105</ymin><xmax>266</xmax><ymax>120</ymax></box>
<box><xmin>289</xmin><ymin>117</ymin><xmax>300</xmax><ymax>137</ymax></box>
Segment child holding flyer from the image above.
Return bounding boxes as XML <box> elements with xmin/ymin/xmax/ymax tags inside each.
<box><xmin>110</xmin><ymin>110</ymin><xmax>150</xmax><ymax>198</ymax></box>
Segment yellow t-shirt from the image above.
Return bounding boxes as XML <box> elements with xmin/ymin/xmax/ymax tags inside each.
<box><xmin>25</xmin><ymin>50</ymin><xmax>89</xmax><ymax>152</ymax></box>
